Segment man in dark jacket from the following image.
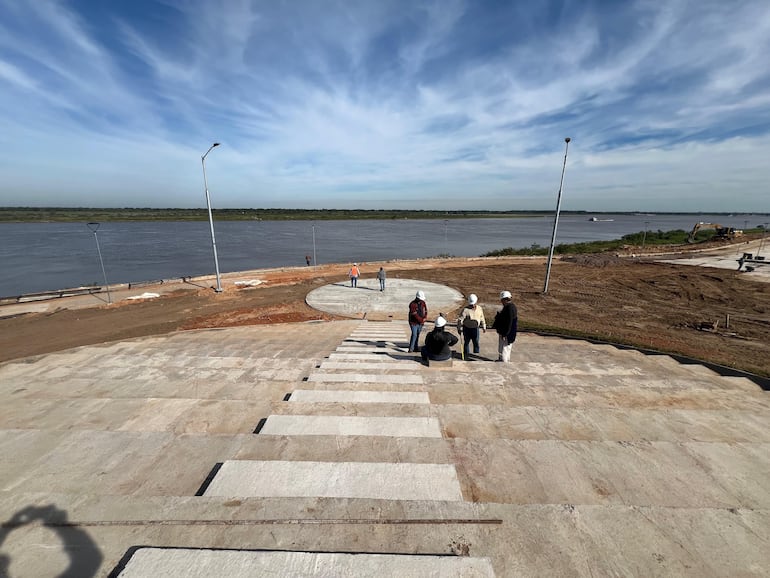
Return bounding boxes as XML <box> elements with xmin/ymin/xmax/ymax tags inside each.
<box><xmin>408</xmin><ymin>290</ymin><xmax>428</xmax><ymax>352</ymax></box>
<box><xmin>421</xmin><ymin>316</ymin><xmax>458</xmax><ymax>362</ymax></box>
<box><xmin>492</xmin><ymin>290</ymin><xmax>518</xmax><ymax>362</ymax></box>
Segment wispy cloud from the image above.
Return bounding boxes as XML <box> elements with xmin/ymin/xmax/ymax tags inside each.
<box><xmin>0</xmin><ymin>0</ymin><xmax>768</xmax><ymax>211</ymax></box>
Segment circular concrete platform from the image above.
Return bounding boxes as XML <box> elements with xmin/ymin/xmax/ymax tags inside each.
<box><xmin>306</xmin><ymin>278</ymin><xmax>465</xmax><ymax>320</ymax></box>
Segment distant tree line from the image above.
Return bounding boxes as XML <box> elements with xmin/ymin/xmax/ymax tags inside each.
<box><xmin>481</xmin><ymin>228</ymin><xmax>761</xmax><ymax>256</ymax></box>
<box><xmin>0</xmin><ymin>207</ymin><xmax>560</xmax><ymax>222</ymax></box>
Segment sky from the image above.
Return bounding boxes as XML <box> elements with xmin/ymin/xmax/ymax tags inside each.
<box><xmin>0</xmin><ymin>1</ymin><xmax>769</xmax><ymax>212</ymax></box>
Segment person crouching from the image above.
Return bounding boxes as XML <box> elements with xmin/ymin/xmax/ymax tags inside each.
<box><xmin>421</xmin><ymin>316</ymin><xmax>458</xmax><ymax>363</ymax></box>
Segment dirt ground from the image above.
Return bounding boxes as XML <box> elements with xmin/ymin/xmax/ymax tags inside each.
<box><xmin>2</xmin><ymin>242</ymin><xmax>769</xmax><ymax>379</ymax></box>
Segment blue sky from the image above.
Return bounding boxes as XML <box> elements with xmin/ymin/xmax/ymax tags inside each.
<box><xmin>1</xmin><ymin>0</ymin><xmax>768</xmax><ymax>211</ymax></box>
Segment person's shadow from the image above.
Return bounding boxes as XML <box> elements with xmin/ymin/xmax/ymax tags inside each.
<box><xmin>0</xmin><ymin>504</ymin><xmax>102</xmax><ymax>577</ymax></box>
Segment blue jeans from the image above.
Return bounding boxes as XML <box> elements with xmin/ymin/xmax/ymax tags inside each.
<box><xmin>409</xmin><ymin>324</ymin><xmax>423</xmax><ymax>352</ymax></box>
<box><xmin>379</xmin><ymin>279</ymin><xmax>385</xmax><ymax>291</ymax></box>
<box><xmin>350</xmin><ymin>276</ymin><xmax>358</xmax><ymax>287</ymax></box>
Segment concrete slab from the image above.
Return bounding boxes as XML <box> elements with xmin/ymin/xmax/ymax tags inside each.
<box><xmin>308</xmin><ymin>372</ymin><xmax>423</xmax><ymax>384</ymax></box>
<box><xmin>320</xmin><ymin>361</ymin><xmax>419</xmax><ymax>370</ymax></box>
<box><xmin>327</xmin><ymin>353</ymin><xmax>411</xmax><ymax>361</ymax></box>
<box><xmin>259</xmin><ymin>415</ymin><xmax>442</xmax><ymax>437</ymax></box>
<box><xmin>203</xmin><ymin>461</ymin><xmax>465</xmax><ymax>501</ymax></box>
<box><xmin>306</xmin><ymin>278</ymin><xmax>465</xmax><ymax>318</ymax></box>
<box><xmin>289</xmin><ymin>390</ymin><xmax>430</xmax><ymax>404</ymax></box>
<box><xmin>115</xmin><ymin>548</ymin><xmax>496</xmax><ymax>577</ymax></box>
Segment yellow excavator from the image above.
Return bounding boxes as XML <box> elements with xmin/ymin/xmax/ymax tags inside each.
<box><xmin>687</xmin><ymin>222</ymin><xmax>743</xmax><ymax>243</ymax></box>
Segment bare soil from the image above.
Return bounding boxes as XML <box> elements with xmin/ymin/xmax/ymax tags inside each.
<box><xmin>2</xmin><ymin>245</ymin><xmax>769</xmax><ymax>379</ymax></box>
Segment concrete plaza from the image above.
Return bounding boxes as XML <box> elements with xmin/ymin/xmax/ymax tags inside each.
<box><xmin>0</xmin><ymin>280</ymin><xmax>768</xmax><ymax>576</ymax></box>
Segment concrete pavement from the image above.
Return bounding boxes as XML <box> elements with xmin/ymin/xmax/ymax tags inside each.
<box><xmin>1</xmin><ymin>302</ymin><xmax>768</xmax><ymax>575</ymax></box>
<box><xmin>656</xmin><ymin>237</ymin><xmax>770</xmax><ymax>281</ymax></box>
<box><xmin>306</xmin><ymin>277</ymin><xmax>464</xmax><ymax>319</ymax></box>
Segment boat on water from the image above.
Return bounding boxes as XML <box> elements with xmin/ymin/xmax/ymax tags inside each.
<box><xmin>588</xmin><ymin>217</ymin><xmax>615</xmax><ymax>222</ymax></box>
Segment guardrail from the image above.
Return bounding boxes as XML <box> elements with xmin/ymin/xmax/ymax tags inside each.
<box><xmin>0</xmin><ymin>277</ymin><xmax>185</xmax><ymax>306</ymax></box>
<box><xmin>0</xmin><ymin>286</ymin><xmax>104</xmax><ymax>305</ymax></box>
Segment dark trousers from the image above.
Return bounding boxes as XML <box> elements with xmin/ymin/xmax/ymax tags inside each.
<box><xmin>420</xmin><ymin>345</ymin><xmax>450</xmax><ymax>362</ymax></box>
<box><xmin>462</xmin><ymin>327</ymin><xmax>480</xmax><ymax>355</ymax></box>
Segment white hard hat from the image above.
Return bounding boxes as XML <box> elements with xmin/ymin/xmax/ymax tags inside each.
<box><xmin>416</xmin><ymin>290</ymin><xmax>425</xmax><ymax>300</ymax></box>
<box><xmin>435</xmin><ymin>316</ymin><xmax>447</xmax><ymax>327</ymax></box>
<box><xmin>468</xmin><ymin>294</ymin><xmax>478</xmax><ymax>305</ymax></box>
<box><xmin>500</xmin><ymin>290</ymin><xmax>512</xmax><ymax>300</ymax></box>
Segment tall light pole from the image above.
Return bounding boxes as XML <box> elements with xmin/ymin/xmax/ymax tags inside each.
<box><xmin>87</xmin><ymin>222</ymin><xmax>112</xmax><ymax>304</ymax></box>
<box><xmin>759</xmin><ymin>222</ymin><xmax>769</xmax><ymax>258</ymax></box>
<box><xmin>543</xmin><ymin>137</ymin><xmax>571</xmax><ymax>294</ymax></box>
<box><xmin>312</xmin><ymin>223</ymin><xmax>317</xmax><ymax>267</ymax></box>
<box><xmin>201</xmin><ymin>142</ymin><xmax>222</xmax><ymax>292</ymax></box>
<box><xmin>444</xmin><ymin>219</ymin><xmax>448</xmax><ymax>255</ymax></box>
<box><xmin>642</xmin><ymin>221</ymin><xmax>650</xmax><ymax>248</ymax></box>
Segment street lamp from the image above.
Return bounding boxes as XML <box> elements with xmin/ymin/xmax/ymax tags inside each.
<box><xmin>543</xmin><ymin>137</ymin><xmax>571</xmax><ymax>294</ymax></box>
<box><xmin>86</xmin><ymin>222</ymin><xmax>112</xmax><ymax>304</ymax></box>
<box><xmin>759</xmin><ymin>222</ymin><xmax>769</xmax><ymax>258</ymax></box>
<box><xmin>642</xmin><ymin>221</ymin><xmax>650</xmax><ymax>248</ymax></box>
<box><xmin>201</xmin><ymin>142</ymin><xmax>222</xmax><ymax>292</ymax></box>
<box><xmin>312</xmin><ymin>223</ymin><xmax>317</xmax><ymax>267</ymax></box>
<box><xmin>444</xmin><ymin>219</ymin><xmax>448</xmax><ymax>255</ymax></box>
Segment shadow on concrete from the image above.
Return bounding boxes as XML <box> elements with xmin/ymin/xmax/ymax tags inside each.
<box><xmin>0</xmin><ymin>504</ymin><xmax>102</xmax><ymax>577</ymax></box>
<box><xmin>182</xmin><ymin>277</ymin><xmax>211</xmax><ymax>290</ymax></box>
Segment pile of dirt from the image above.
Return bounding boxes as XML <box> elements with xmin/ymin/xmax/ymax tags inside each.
<box><xmin>560</xmin><ymin>254</ymin><xmax>626</xmax><ymax>267</ymax></box>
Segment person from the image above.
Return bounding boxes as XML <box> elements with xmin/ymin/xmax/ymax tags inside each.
<box><xmin>421</xmin><ymin>315</ymin><xmax>458</xmax><ymax>363</ymax></box>
<box><xmin>457</xmin><ymin>293</ymin><xmax>486</xmax><ymax>358</ymax></box>
<box><xmin>407</xmin><ymin>290</ymin><xmax>427</xmax><ymax>352</ymax></box>
<box><xmin>377</xmin><ymin>267</ymin><xmax>386</xmax><ymax>291</ymax></box>
<box><xmin>348</xmin><ymin>263</ymin><xmax>360</xmax><ymax>287</ymax></box>
<box><xmin>492</xmin><ymin>290</ymin><xmax>518</xmax><ymax>362</ymax></box>
<box><xmin>305</xmin><ymin>255</ymin><xmax>311</xmax><ymax>266</ymax></box>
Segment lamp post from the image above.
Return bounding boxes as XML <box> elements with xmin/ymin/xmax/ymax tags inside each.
<box><xmin>759</xmin><ymin>222</ymin><xmax>769</xmax><ymax>258</ymax></box>
<box><xmin>444</xmin><ymin>219</ymin><xmax>448</xmax><ymax>255</ymax></box>
<box><xmin>201</xmin><ymin>142</ymin><xmax>222</xmax><ymax>292</ymax></box>
<box><xmin>642</xmin><ymin>221</ymin><xmax>650</xmax><ymax>248</ymax></box>
<box><xmin>86</xmin><ymin>222</ymin><xmax>112</xmax><ymax>304</ymax></box>
<box><xmin>312</xmin><ymin>224</ymin><xmax>317</xmax><ymax>267</ymax></box>
<box><xmin>543</xmin><ymin>137</ymin><xmax>571</xmax><ymax>294</ymax></box>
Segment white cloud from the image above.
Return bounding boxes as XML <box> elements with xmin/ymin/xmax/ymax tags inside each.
<box><xmin>0</xmin><ymin>0</ymin><xmax>768</xmax><ymax>211</ymax></box>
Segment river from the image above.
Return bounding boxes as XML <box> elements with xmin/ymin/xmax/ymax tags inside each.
<box><xmin>1</xmin><ymin>214</ymin><xmax>766</xmax><ymax>297</ymax></box>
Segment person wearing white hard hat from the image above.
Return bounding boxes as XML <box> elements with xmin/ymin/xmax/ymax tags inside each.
<box><xmin>421</xmin><ymin>315</ymin><xmax>458</xmax><ymax>363</ymax></box>
<box><xmin>407</xmin><ymin>290</ymin><xmax>428</xmax><ymax>352</ymax></box>
<box><xmin>492</xmin><ymin>290</ymin><xmax>518</xmax><ymax>362</ymax></box>
<box><xmin>456</xmin><ymin>293</ymin><xmax>486</xmax><ymax>359</ymax></box>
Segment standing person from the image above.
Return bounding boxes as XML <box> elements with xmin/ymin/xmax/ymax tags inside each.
<box><xmin>348</xmin><ymin>263</ymin><xmax>360</xmax><ymax>287</ymax></box>
<box><xmin>457</xmin><ymin>294</ymin><xmax>486</xmax><ymax>358</ymax></box>
<box><xmin>492</xmin><ymin>290</ymin><xmax>518</xmax><ymax>362</ymax></box>
<box><xmin>420</xmin><ymin>316</ymin><xmax>458</xmax><ymax>363</ymax></box>
<box><xmin>407</xmin><ymin>290</ymin><xmax>427</xmax><ymax>352</ymax></box>
<box><xmin>377</xmin><ymin>267</ymin><xmax>386</xmax><ymax>291</ymax></box>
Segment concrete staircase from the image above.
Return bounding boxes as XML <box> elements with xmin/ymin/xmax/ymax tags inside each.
<box><xmin>0</xmin><ymin>320</ymin><xmax>768</xmax><ymax>576</ymax></box>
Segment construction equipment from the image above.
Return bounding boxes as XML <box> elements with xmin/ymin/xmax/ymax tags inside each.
<box><xmin>687</xmin><ymin>222</ymin><xmax>743</xmax><ymax>243</ymax></box>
